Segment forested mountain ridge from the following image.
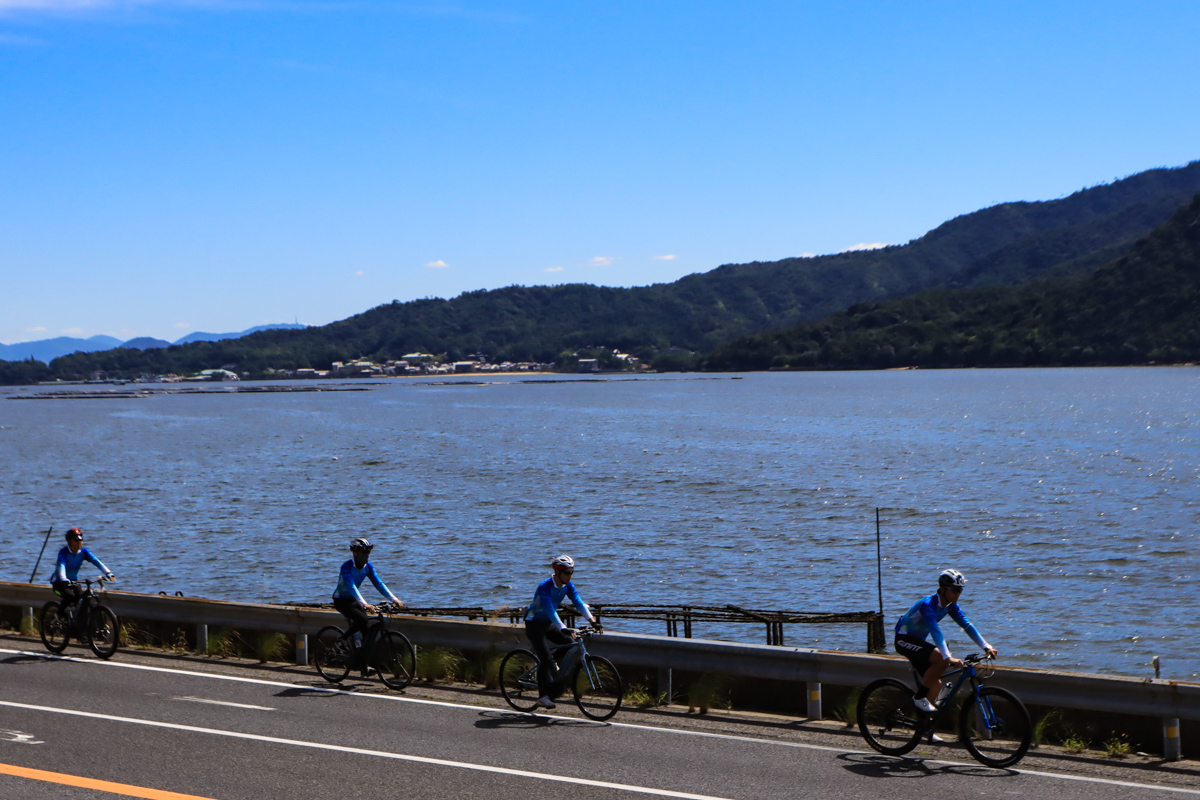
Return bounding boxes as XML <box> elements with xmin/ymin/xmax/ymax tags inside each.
<box><xmin>12</xmin><ymin>160</ymin><xmax>1200</xmax><ymax>382</ymax></box>
<box><xmin>705</xmin><ymin>193</ymin><xmax>1200</xmax><ymax>370</ymax></box>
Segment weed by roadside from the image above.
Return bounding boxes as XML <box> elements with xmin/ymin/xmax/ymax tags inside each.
<box><xmin>1032</xmin><ymin>710</ymin><xmax>1060</xmax><ymax>748</ymax></box>
<box><xmin>687</xmin><ymin>674</ymin><xmax>729</xmax><ymax>714</ymax></box>
<box><xmin>1104</xmin><ymin>733</ymin><xmax>1131</xmax><ymax>759</ymax></box>
<box><xmin>625</xmin><ymin>683</ymin><xmax>667</xmax><ymax>709</ymax></box>
<box><xmin>1062</xmin><ymin>733</ymin><xmax>1090</xmax><ymax>754</ymax></box>
<box><xmin>416</xmin><ymin>646</ymin><xmax>465</xmax><ymax>682</ymax></box>
<box><xmin>831</xmin><ymin>687</ymin><xmax>862</xmax><ymax>727</ymax></box>
<box><xmin>255</xmin><ymin>631</ymin><xmax>288</xmax><ymax>663</ymax></box>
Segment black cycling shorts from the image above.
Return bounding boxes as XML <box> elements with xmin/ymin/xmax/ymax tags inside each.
<box><xmin>895</xmin><ymin>634</ymin><xmax>937</xmax><ymax>674</ymax></box>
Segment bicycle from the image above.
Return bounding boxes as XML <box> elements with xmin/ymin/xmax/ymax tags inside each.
<box><xmin>39</xmin><ymin>577</ymin><xmax>120</xmax><ymax>660</ymax></box>
<box><xmin>498</xmin><ymin>625</ymin><xmax>624</xmax><ymax>721</ymax></box>
<box><xmin>312</xmin><ymin>602</ymin><xmax>416</xmax><ymax>690</ymax></box>
<box><xmin>857</xmin><ymin>653</ymin><xmax>1032</xmax><ymax>768</ymax></box>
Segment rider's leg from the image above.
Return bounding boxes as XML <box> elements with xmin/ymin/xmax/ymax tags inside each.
<box><xmin>920</xmin><ymin>649</ymin><xmax>950</xmax><ymax>695</ymax></box>
<box><xmin>52</xmin><ymin>581</ymin><xmax>81</xmax><ymax>616</ymax></box>
<box><xmin>525</xmin><ymin>621</ymin><xmax>572</xmax><ymax>700</ymax></box>
<box><xmin>333</xmin><ymin>598</ymin><xmax>371</xmax><ymax>666</ymax></box>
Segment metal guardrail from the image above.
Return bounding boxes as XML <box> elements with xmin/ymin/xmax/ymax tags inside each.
<box><xmin>2</xmin><ymin>582</ymin><xmax>1197</xmax><ymax>723</ymax></box>
<box><xmin>288</xmin><ymin>602</ymin><xmax>887</xmax><ymax>650</ymax></box>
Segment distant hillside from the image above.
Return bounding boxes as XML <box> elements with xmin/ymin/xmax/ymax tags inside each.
<box><xmin>31</xmin><ymin>159</ymin><xmax>1200</xmax><ymax>380</ymax></box>
<box><xmin>0</xmin><ymin>324</ymin><xmax>307</xmax><ymax>364</ymax></box>
<box><xmin>706</xmin><ymin>193</ymin><xmax>1200</xmax><ymax>370</ymax></box>
<box><xmin>0</xmin><ymin>335</ymin><xmax>121</xmax><ymax>363</ymax></box>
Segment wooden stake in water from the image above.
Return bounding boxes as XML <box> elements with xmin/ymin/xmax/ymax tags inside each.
<box><xmin>29</xmin><ymin>525</ymin><xmax>54</xmax><ymax>584</ymax></box>
<box><xmin>875</xmin><ymin>508</ymin><xmax>883</xmax><ymax>616</ymax></box>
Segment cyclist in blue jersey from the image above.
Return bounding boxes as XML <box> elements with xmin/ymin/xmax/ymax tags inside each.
<box><xmin>524</xmin><ymin>555</ymin><xmax>602</xmax><ymax>710</ymax></box>
<box><xmin>49</xmin><ymin>528</ymin><xmax>116</xmax><ymax>614</ymax></box>
<box><xmin>332</xmin><ymin>538</ymin><xmax>402</xmax><ymax>676</ymax></box>
<box><xmin>895</xmin><ymin>569</ymin><xmax>997</xmax><ymax>712</ymax></box>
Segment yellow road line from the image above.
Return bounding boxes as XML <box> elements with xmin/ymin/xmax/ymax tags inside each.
<box><xmin>0</xmin><ymin>762</ymin><xmax>221</xmax><ymax>800</ymax></box>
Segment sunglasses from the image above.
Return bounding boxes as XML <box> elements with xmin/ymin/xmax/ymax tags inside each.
<box><xmin>555</xmin><ymin>568</ymin><xmax>574</xmax><ymax>575</ymax></box>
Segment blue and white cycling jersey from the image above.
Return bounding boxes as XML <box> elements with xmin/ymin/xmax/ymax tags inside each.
<box><xmin>895</xmin><ymin>592</ymin><xmax>989</xmax><ymax>659</ymax></box>
<box><xmin>332</xmin><ymin>560</ymin><xmax>399</xmax><ymax>607</ymax></box>
<box><xmin>524</xmin><ymin>576</ymin><xmax>593</xmax><ymax>631</ymax></box>
<box><xmin>49</xmin><ymin>546</ymin><xmax>110</xmax><ymax>584</ymax></box>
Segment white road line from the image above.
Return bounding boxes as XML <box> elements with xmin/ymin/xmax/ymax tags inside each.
<box><xmin>174</xmin><ymin>696</ymin><xmax>275</xmax><ymax>711</ymax></box>
<box><xmin>4</xmin><ymin>648</ymin><xmax>1197</xmax><ymax>796</ymax></box>
<box><xmin>0</xmin><ymin>699</ymin><xmax>734</xmax><ymax>800</ymax></box>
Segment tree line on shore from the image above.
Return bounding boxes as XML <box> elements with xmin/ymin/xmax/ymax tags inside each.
<box><xmin>4</xmin><ymin>162</ymin><xmax>1200</xmax><ymax>384</ymax></box>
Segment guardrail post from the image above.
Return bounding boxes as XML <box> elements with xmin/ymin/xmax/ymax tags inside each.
<box><xmin>295</xmin><ymin>633</ymin><xmax>308</xmax><ymax>666</ymax></box>
<box><xmin>658</xmin><ymin>667</ymin><xmax>672</xmax><ymax>705</ymax></box>
<box><xmin>1164</xmin><ymin>717</ymin><xmax>1181</xmax><ymax>761</ymax></box>
<box><xmin>807</xmin><ymin>682</ymin><xmax>821</xmax><ymax>719</ymax></box>
<box><xmin>21</xmin><ymin>607</ymin><xmax>35</xmax><ymax>636</ymax></box>
<box><xmin>196</xmin><ymin>624</ymin><xmax>208</xmax><ymax>654</ymax></box>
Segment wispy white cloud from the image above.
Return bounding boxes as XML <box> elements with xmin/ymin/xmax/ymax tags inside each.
<box><xmin>174</xmin><ymin>322</ymin><xmax>188</xmax><ymax>328</ymax></box>
<box><xmin>425</xmin><ymin>259</ymin><xmax>450</xmax><ymax>268</ymax></box>
<box><xmin>588</xmin><ymin>256</ymin><xmax>614</xmax><ymax>267</ymax></box>
<box><xmin>797</xmin><ymin>252</ymin><xmax>816</xmax><ymax>258</ymax></box>
<box><xmin>61</xmin><ymin>327</ymin><xmax>83</xmax><ymax>336</ymax></box>
<box><xmin>652</xmin><ymin>254</ymin><xmax>676</xmax><ymax>261</ymax></box>
<box><xmin>355</xmin><ymin>269</ymin><xmax>364</xmax><ymax>276</ymax></box>
<box><xmin>545</xmin><ymin>266</ymin><xmax>563</xmax><ymax>273</ymax></box>
<box><xmin>24</xmin><ymin>325</ymin><xmax>47</xmax><ymax>333</ymax></box>
<box><xmin>840</xmin><ymin>242</ymin><xmax>888</xmax><ymax>253</ymax></box>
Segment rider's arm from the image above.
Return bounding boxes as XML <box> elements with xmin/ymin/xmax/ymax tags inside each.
<box><xmin>82</xmin><ymin>548</ymin><xmax>111</xmax><ymax>577</ymax></box>
<box><xmin>565</xmin><ymin>582</ymin><xmax>595</xmax><ymax>624</ymax></box>
<box><xmin>339</xmin><ymin>561</ymin><xmax>370</xmax><ymax>607</ymax></box>
<box><xmin>534</xmin><ymin>580</ymin><xmax>567</xmax><ymax>630</ymax></box>
<box><xmin>948</xmin><ymin>604</ymin><xmax>990</xmax><ymax>651</ymax></box>
<box><xmin>365</xmin><ymin>564</ymin><xmax>400</xmax><ymax>605</ymax></box>
<box><xmin>920</xmin><ymin>599</ymin><xmax>952</xmax><ymax>659</ymax></box>
<box><xmin>52</xmin><ymin>549</ymin><xmax>69</xmax><ymax>584</ymax></box>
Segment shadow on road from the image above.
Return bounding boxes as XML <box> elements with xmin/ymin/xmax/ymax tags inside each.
<box><xmin>838</xmin><ymin>752</ymin><xmax>1016</xmax><ymax>779</ymax></box>
<box><xmin>474</xmin><ymin>710</ymin><xmax>595</xmax><ymax>730</ymax></box>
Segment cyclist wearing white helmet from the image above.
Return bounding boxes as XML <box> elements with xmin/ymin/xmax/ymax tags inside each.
<box><xmin>895</xmin><ymin>569</ymin><xmax>997</xmax><ymax>712</ymax></box>
<box><xmin>332</xmin><ymin>538</ymin><xmax>402</xmax><ymax>675</ymax></box>
<box><xmin>523</xmin><ymin>554</ymin><xmax>601</xmax><ymax>709</ymax></box>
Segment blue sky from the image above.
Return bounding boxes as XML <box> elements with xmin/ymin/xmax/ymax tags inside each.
<box><xmin>2</xmin><ymin>1</ymin><xmax>1198</xmax><ymax>345</ymax></box>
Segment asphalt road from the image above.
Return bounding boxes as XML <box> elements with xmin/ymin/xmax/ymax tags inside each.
<box><xmin>0</xmin><ymin>644</ymin><xmax>1195</xmax><ymax>800</ymax></box>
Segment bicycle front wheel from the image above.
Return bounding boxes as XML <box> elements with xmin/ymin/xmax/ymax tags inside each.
<box><xmin>573</xmin><ymin>655</ymin><xmax>623</xmax><ymax>721</ymax></box>
<box><xmin>498</xmin><ymin>649</ymin><xmax>541</xmax><ymax>712</ymax></box>
<box><xmin>39</xmin><ymin>602</ymin><xmax>69</xmax><ymax>653</ymax></box>
<box><xmin>313</xmin><ymin>626</ymin><xmax>350</xmax><ymax>683</ymax></box>
<box><xmin>87</xmin><ymin>606</ymin><xmax>120</xmax><ymax>659</ymax></box>
<box><xmin>857</xmin><ymin>678</ymin><xmax>924</xmax><ymax>756</ymax></box>
<box><xmin>374</xmin><ymin>631</ymin><xmax>416</xmax><ymax>690</ymax></box>
<box><xmin>959</xmin><ymin>686</ymin><xmax>1032</xmax><ymax>768</ymax></box>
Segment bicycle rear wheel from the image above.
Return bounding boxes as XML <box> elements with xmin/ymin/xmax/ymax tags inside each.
<box><xmin>959</xmin><ymin>686</ymin><xmax>1032</xmax><ymax>768</ymax></box>
<box><xmin>374</xmin><ymin>631</ymin><xmax>416</xmax><ymax>690</ymax></box>
<box><xmin>573</xmin><ymin>655</ymin><xmax>623</xmax><ymax>721</ymax></box>
<box><xmin>498</xmin><ymin>649</ymin><xmax>541</xmax><ymax>712</ymax></box>
<box><xmin>857</xmin><ymin>678</ymin><xmax>924</xmax><ymax>756</ymax></box>
<box><xmin>39</xmin><ymin>602</ymin><xmax>69</xmax><ymax>653</ymax></box>
<box><xmin>87</xmin><ymin>605</ymin><xmax>120</xmax><ymax>659</ymax></box>
<box><xmin>313</xmin><ymin>626</ymin><xmax>350</xmax><ymax>683</ymax></box>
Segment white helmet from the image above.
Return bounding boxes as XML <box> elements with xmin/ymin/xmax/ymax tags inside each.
<box><xmin>939</xmin><ymin>569</ymin><xmax>966</xmax><ymax>589</ymax></box>
<box><xmin>551</xmin><ymin>554</ymin><xmax>575</xmax><ymax>569</ymax></box>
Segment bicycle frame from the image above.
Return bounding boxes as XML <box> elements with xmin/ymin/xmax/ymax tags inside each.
<box><xmin>917</xmin><ymin>656</ymin><xmax>1000</xmax><ymax>737</ymax></box>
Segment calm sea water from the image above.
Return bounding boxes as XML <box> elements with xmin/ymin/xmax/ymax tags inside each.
<box><xmin>1</xmin><ymin>369</ymin><xmax>1196</xmax><ymax>679</ymax></box>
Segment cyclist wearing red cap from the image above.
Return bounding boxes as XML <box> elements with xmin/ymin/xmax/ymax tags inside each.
<box><xmin>49</xmin><ymin>528</ymin><xmax>116</xmax><ymax>615</ymax></box>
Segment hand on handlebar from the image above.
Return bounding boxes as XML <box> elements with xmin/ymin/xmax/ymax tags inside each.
<box><xmin>985</xmin><ymin>646</ymin><xmax>998</xmax><ymax>660</ymax></box>
<box><xmin>947</xmin><ymin>656</ymin><xmax>964</xmax><ymax>668</ymax></box>
<box><xmin>105</xmin><ymin>573</ymin><xmax>116</xmax><ymax>582</ymax></box>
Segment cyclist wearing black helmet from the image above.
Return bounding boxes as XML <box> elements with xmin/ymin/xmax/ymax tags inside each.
<box><xmin>49</xmin><ymin>528</ymin><xmax>116</xmax><ymax>615</ymax></box>
<box><xmin>332</xmin><ymin>538</ymin><xmax>402</xmax><ymax>673</ymax></box>
<box><xmin>895</xmin><ymin>569</ymin><xmax>997</xmax><ymax>712</ymax></box>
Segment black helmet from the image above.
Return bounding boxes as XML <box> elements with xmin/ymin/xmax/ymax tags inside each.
<box><xmin>349</xmin><ymin>537</ymin><xmax>373</xmax><ymax>553</ymax></box>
